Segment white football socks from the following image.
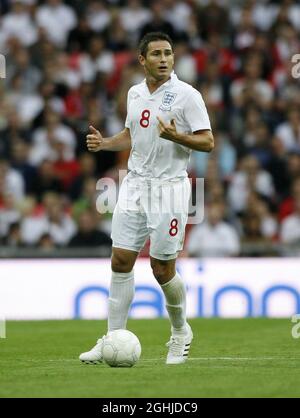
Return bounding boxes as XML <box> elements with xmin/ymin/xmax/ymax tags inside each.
<box><xmin>161</xmin><ymin>272</ymin><xmax>188</xmax><ymax>336</ymax></box>
<box><xmin>108</xmin><ymin>270</ymin><xmax>135</xmax><ymax>332</ymax></box>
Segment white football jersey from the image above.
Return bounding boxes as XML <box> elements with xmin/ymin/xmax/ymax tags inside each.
<box><xmin>125</xmin><ymin>72</ymin><xmax>211</xmax><ymax>180</ymax></box>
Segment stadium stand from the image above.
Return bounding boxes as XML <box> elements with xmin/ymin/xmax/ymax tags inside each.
<box><xmin>1</xmin><ymin>0</ymin><xmax>300</xmax><ymax>257</ymax></box>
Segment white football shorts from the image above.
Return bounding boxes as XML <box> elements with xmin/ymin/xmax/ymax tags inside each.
<box><xmin>111</xmin><ymin>173</ymin><xmax>191</xmax><ymax>260</ymax></box>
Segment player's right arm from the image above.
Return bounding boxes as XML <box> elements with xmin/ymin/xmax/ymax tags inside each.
<box><xmin>86</xmin><ymin>125</ymin><xmax>131</xmax><ymax>152</ymax></box>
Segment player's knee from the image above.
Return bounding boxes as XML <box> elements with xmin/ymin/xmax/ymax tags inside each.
<box><xmin>111</xmin><ymin>254</ymin><xmax>133</xmax><ymax>273</ymax></box>
<box><xmin>151</xmin><ymin>260</ymin><xmax>174</xmax><ymax>283</ymax></box>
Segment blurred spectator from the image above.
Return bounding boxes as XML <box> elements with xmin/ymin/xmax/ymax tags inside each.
<box><xmin>2</xmin><ymin>222</ymin><xmax>24</xmax><ymax>248</ymax></box>
<box><xmin>72</xmin><ymin>177</ymin><xmax>98</xmax><ymax>220</ymax></box>
<box><xmin>10</xmin><ymin>140</ymin><xmax>37</xmax><ymax>194</ymax></box>
<box><xmin>273</xmin><ymin>59</ymin><xmax>300</xmax><ymax>111</ymax></box>
<box><xmin>198</xmin><ymin>0</ymin><xmax>229</xmax><ymax>38</ymax></box>
<box><xmin>279</xmin><ymin>176</ymin><xmax>300</xmax><ymax>222</ymax></box>
<box><xmin>228</xmin><ymin>155</ymin><xmax>275</xmax><ymax>213</ymax></box>
<box><xmin>106</xmin><ymin>15</ymin><xmax>131</xmax><ymax>52</ymax></box>
<box><xmin>251</xmin><ymin>0</ymin><xmax>279</xmax><ymax>31</ymax></box>
<box><xmin>31</xmin><ymin>160</ymin><xmax>62</xmax><ymax>201</ymax></box>
<box><xmin>267</xmin><ymin>137</ymin><xmax>290</xmax><ymax>199</ymax></box>
<box><xmin>273</xmin><ymin>23</ymin><xmax>300</xmax><ymax>65</ymax></box>
<box><xmin>193</xmin><ymin>32</ymin><xmax>237</xmax><ymax>79</ymax></box>
<box><xmin>69</xmin><ymin>153</ymin><xmax>97</xmax><ymax>201</ymax></box>
<box><xmin>0</xmin><ymin>159</ymin><xmax>25</xmax><ymax>203</ymax></box>
<box><xmin>29</xmin><ymin>109</ymin><xmax>76</xmax><ymax>166</ymax></box>
<box><xmin>280</xmin><ymin>196</ymin><xmax>300</xmax><ymax>245</ymax></box>
<box><xmin>68</xmin><ymin>210</ymin><xmax>111</xmax><ymax>248</ymax></box>
<box><xmin>242</xmin><ymin>191</ymin><xmax>278</xmax><ymax>240</ymax></box>
<box><xmin>286</xmin><ymin>152</ymin><xmax>300</xmax><ymax>184</ymax></box>
<box><xmin>21</xmin><ymin>193</ymin><xmax>76</xmax><ymax>246</ymax></box>
<box><xmin>247</xmin><ymin>121</ymin><xmax>272</xmax><ymax>168</ymax></box>
<box><xmin>7</xmin><ymin>48</ymin><xmax>42</xmax><ymax>94</ymax></box>
<box><xmin>275</xmin><ymin>107</ymin><xmax>300</xmax><ymax>152</ymax></box>
<box><xmin>0</xmin><ymin>0</ymin><xmax>38</xmax><ymax>48</ymax></box>
<box><xmin>37</xmin><ymin>232</ymin><xmax>56</xmax><ymax>251</ymax></box>
<box><xmin>140</xmin><ymin>1</ymin><xmax>176</xmax><ymax>40</ymax></box>
<box><xmin>186</xmin><ymin>202</ymin><xmax>240</xmax><ymax>257</ymax></box>
<box><xmin>51</xmin><ymin>138</ymin><xmax>80</xmax><ymax>191</ymax></box>
<box><xmin>0</xmin><ymin>0</ymin><xmax>300</xmax><ymax>256</ymax></box>
<box><xmin>191</xmin><ymin>131</ymin><xmax>236</xmax><ymax>181</ymax></box>
<box><xmin>120</xmin><ymin>0</ymin><xmax>151</xmax><ymax>43</ymax></box>
<box><xmin>36</xmin><ymin>0</ymin><xmax>77</xmax><ymax>47</ymax></box>
<box><xmin>241</xmin><ymin>214</ymin><xmax>272</xmax><ymax>257</ymax></box>
<box><xmin>230</xmin><ymin>54</ymin><xmax>274</xmax><ymax>111</ymax></box>
<box><xmin>67</xmin><ymin>16</ymin><xmax>96</xmax><ymax>53</ymax></box>
<box><xmin>48</xmin><ymin>52</ymin><xmax>81</xmax><ymax>90</ymax></box>
<box><xmin>0</xmin><ymin>193</ymin><xmax>21</xmax><ymax>240</ymax></box>
<box><xmin>85</xmin><ymin>0</ymin><xmax>111</xmax><ymax>34</ymax></box>
<box><xmin>5</xmin><ymin>72</ymin><xmax>44</xmax><ymax>125</ymax></box>
<box><xmin>79</xmin><ymin>35</ymin><xmax>115</xmax><ymax>83</ymax></box>
<box><xmin>163</xmin><ymin>0</ymin><xmax>192</xmax><ymax>35</ymax></box>
<box><xmin>174</xmin><ymin>41</ymin><xmax>197</xmax><ymax>84</ymax></box>
<box><xmin>231</xmin><ymin>5</ymin><xmax>257</xmax><ymax>52</ymax></box>
<box><xmin>0</xmin><ymin>109</ymin><xmax>31</xmax><ymax>159</ymax></box>
<box><xmin>199</xmin><ymin>60</ymin><xmax>225</xmax><ymax>112</ymax></box>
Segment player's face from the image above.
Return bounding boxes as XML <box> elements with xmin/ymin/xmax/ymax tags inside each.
<box><xmin>139</xmin><ymin>40</ymin><xmax>174</xmax><ymax>81</ymax></box>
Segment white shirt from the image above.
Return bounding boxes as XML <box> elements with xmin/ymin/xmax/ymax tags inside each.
<box><xmin>7</xmin><ymin>92</ymin><xmax>44</xmax><ymax>125</ymax></box>
<box><xmin>125</xmin><ymin>73</ymin><xmax>211</xmax><ymax>180</ymax></box>
<box><xmin>164</xmin><ymin>1</ymin><xmax>192</xmax><ymax>32</ymax></box>
<box><xmin>0</xmin><ymin>12</ymin><xmax>38</xmax><ymax>47</ymax></box>
<box><xmin>228</xmin><ymin>170</ymin><xmax>275</xmax><ymax>213</ymax></box>
<box><xmin>0</xmin><ymin>208</ymin><xmax>21</xmax><ymax>238</ymax></box>
<box><xmin>36</xmin><ymin>4</ymin><xmax>77</xmax><ymax>47</ymax></box>
<box><xmin>29</xmin><ymin>124</ymin><xmax>76</xmax><ymax>166</ymax></box>
<box><xmin>187</xmin><ymin>221</ymin><xmax>240</xmax><ymax>257</ymax></box>
<box><xmin>4</xmin><ymin>169</ymin><xmax>25</xmax><ymax>203</ymax></box>
<box><xmin>119</xmin><ymin>7</ymin><xmax>152</xmax><ymax>34</ymax></box>
<box><xmin>79</xmin><ymin>52</ymin><xmax>115</xmax><ymax>83</ymax></box>
<box><xmin>280</xmin><ymin>214</ymin><xmax>300</xmax><ymax>244</ymax></box>
<box><xmin>230</xmin><ymin>79</ymin><xmax>274</xmax><ymax>106</ymax></box>
<box><xmin>275</xmin><ymin>122</ymin><xmax>300</xmax><ymax>152</ymax></box>
<box><xmin>21</xmin><ymin>215</ymin><xmax>77</xmax><ymax>246</ymax></box>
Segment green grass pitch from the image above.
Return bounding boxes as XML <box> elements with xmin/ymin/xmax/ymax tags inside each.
<box><xmin>1</xmin><ymin>318</ymin><xmax>300</xmax><ymax>398</ymax></box>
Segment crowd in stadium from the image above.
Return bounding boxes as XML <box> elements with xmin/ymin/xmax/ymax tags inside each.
<box><xmin>0</xmin><ymin>0</ymin><xmax>300</xmax><ymax>256</ymax></box>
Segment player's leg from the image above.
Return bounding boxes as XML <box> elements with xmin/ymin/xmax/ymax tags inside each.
<box><xmin>80</xmin><ymin>177</ymin><xmax>148</xmax><ymax>364</ymax></box>
<box><xmin>150</xmin><ymin>256</ymin><xmax>193</xmax><ymax>365</ymax></box>
<box><xmin>108</xmin><ymin>186</ymin><xmax>148</xmax><ymax>332</ymax></box>
<box><xmin>150</xmin><ymin>257</ymin><xmax>186</xmax><ymax>331</ymax></box>
<box><xmin>79</xmin><ymin>248</ymin><xmax>138</xmax><ymax>365</ymax></box>
<box><xmin>108</xmin><ymin>247</ymin><xmax>138</xmax><ymax>332</ymax></box>
<box><xmin>148</xmin><ymin>179</ymin><xmax>192</xmax><ymax>364</ymax></box>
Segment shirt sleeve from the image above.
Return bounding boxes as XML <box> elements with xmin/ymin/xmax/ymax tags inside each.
<box><xmin>183</xmin><ymin>88</ymin><xmax>211</xmax><ymax>132</ymax></box>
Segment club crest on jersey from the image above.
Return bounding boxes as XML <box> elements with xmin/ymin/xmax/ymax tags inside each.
<box><xmin>159</xmin><ymin>91</ymin><xmax>177</xmax><ymax>111</ymax></box>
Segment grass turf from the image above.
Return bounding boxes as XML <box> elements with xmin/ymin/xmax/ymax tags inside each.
<box><xmin>0</xmin><ymin>318</ymin><xmax>300</xmax><ymax>398</ymax></box>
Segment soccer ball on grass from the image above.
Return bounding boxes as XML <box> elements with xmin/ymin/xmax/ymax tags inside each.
<box><xmin>102</xmin><ymin>330</ymin><xmax>141</xmax><ymax>367</ymax></box>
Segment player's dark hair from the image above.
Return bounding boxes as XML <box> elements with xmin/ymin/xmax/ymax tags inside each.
<box><xmin>139</xmin><ymin>32</ymin><xmax>174</xmax><ymax>57</ymax></box>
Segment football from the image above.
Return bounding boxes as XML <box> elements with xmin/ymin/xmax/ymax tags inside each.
<box><xmin>102</xmin><ymin>330</ymin><xmax>142</xmax><ymax>367</ymax></box>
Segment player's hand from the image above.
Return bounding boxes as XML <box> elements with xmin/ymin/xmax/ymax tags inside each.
<box><xmin>157</xmin><ymin>117</ymin><xmax>178</xmax><ymax>142</ymax></box>
<box><xmin>86</xmin><ymin>125</ymin><xmax>104</xmax><ymax>152</ymax></box>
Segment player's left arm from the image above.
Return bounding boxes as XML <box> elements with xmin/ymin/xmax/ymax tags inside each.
<box><xmin>157</xmin><ymin>117</ymin><xmax>214</xmax><ymax>152</ymax></box>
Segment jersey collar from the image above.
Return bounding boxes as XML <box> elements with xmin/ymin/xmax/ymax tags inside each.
<box><xmin>143</xmin><ymin>71</ymin><xmax>178</xmax><ymax>97</ymax></box>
